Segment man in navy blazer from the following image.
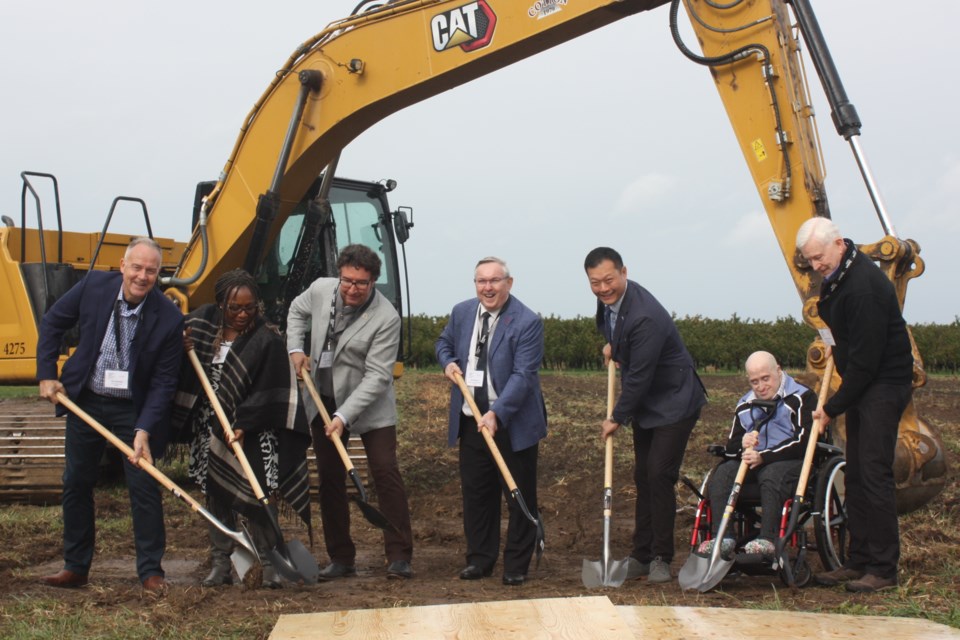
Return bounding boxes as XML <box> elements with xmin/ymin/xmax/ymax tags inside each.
<box><xmin>436</xmin><ymin>257</ymin><xmax>547</xmax><ymax>586</ymax></box>
<box><xmin>584</xmin><ymin>247</ymin><xmax>706</xmax><ymax>584</ymax></box>
<box><xmin>36</xmin><ymin>238</ymin><xmax>183</xmax><ymax>592</ymax></box>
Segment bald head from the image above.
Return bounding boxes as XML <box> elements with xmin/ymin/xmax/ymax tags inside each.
<box><xmin>745</xmin><ymin>351</ymin><xmax>782</xmax><ymax>400</ymax></box>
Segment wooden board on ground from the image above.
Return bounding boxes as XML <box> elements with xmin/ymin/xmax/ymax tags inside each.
<box><xmin>270</xmin><ymin>596</ymin><xmax>633</xmax><ymax>639</ymax></box>
<box><xmin>616</xmin><ymin>605</ymin><xmax>960</xmax><ymax>640</ymax></box>
<box><xmin>271</xmin><ymin>598</ymin><xmax>960</xmax><ymax>640</ymax></box>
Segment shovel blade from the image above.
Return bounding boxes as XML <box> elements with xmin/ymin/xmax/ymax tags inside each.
<box><xmin>352</xmin><ymin>496</ymin><xmax>399</xmax><ymax>533</ymax></box>
<box><xmin>268</xmin><ymin>539</ymin><xmax>319</xmax><ymax>585</ymax></box>
<box><xmin>678</xmin><ymin>551</ymin><xmax>734</xmax><ymax>592</ymax></box>
<box><xmin>581</xmin><ymin>557</ymin><xmax>628</xmax><ymax>588</ymax></box>
<box><xmin>230</xmin><ymin>547</ymin><xmax>257</xmax><ymax>581</ymax></box>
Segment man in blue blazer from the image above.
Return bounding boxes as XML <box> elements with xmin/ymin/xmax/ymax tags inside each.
<box><xmin>36</xmin><ymin>238</ymin><xmax>183</xmax><ymax>593</ymax></box>
<box><xmin>436</xmin><ymin>257</ymin><xmax>547</xmax><ymax>586</ymax></box>
<box><xmin>584</xmin><ymin>247</ymin><xmax>706</xmax><ymax>584</ymax></box>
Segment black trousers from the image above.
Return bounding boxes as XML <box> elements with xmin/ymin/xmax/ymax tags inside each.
<box><xmin>62</xmin><ymin>390</ymin><xmax>166</xmax><ymax>580</ymax></box>
<box><xmin>630</xmin><ymin>411</ymin><xmax>698</xmax><ymax>563</ymax></box>
<box><xmin>310</xmin><ymin>404</ymin><xmax>413</xmax><ymax>565</ymax></box>
<box><xmin>458</xmin><ymin>413</ymin><xmax>539</xmax><ymax>576</ymax></box>
<box><xmin>843</xmin><ymin>382</ymin><xmax>911</xmax><ymax>580</ymax></box>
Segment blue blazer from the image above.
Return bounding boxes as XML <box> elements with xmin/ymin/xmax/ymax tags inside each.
<box><xmin>436</xmin><ymin>295</ymin><xmax>548</xmax><ymax>452</ymax></box>
<box><xmin>36</xmin><ymin>271</ymin><xmax>184</xmax><ymax>455</ymax></box>
<box><xmin>600</xmin><ymin>280</ymin><xmax>706</xmax><ymax>429</ymax></box>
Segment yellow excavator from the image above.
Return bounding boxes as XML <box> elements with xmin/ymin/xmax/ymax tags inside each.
<box><xmin>0</xmin><ymin>0</ymin><xmax>944</xmax><ymax>510</ymax></box>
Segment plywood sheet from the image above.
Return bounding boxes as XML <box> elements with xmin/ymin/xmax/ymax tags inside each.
<box><xmin>616</xmin><ymin>606</ymin><xmax>960</xmax><ymax>639</ymax></box>
<box><xmin>270</xmin><ymin>596</ymin><xmax>633</xmax><ymax>640</ymax></box>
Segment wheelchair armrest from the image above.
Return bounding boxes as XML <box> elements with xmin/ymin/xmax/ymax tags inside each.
<box><xmin>707</xmin><ymin>444</ymin><xmax>727</xmax><ymax>458</ymax></box>
<box><xmin>815</xmin><ymin>441</ymin><xmax>843</xmax><ymax>458</ymax></box>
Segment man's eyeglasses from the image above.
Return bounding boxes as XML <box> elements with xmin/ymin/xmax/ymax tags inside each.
<box><xmin>225</xmin><ymin>303</ymin><xmax>258</xmax><ymax>315</ymax></box>
<box><xmin>474</xmin><ymin>277</ymin><xmax>506</xmax><ymax>287</ymax></box>
<box><xmin>340</xmin><ymin>277</ymin><xmax>372</xmax><ymax>290</ymax></box>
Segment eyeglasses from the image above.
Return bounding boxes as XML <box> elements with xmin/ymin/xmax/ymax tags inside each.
<box><xmin>474</xmin><ymin>277</ymin><xmax>506</xmax><ymax>287</ymax></box>
<box><xmin>340</xmin><ymin>276</ymin><xmax>372</xmax><ymax>290</ymax></box>
<box><xmin>225</xmin><ymin>303</ymin><xmax>258</xmax><ymax>315</ymax></box>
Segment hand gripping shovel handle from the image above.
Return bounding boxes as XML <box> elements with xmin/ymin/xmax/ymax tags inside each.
<box><xmin>187</xmin><ymin>349</ymin><xmax>316</xmax><ymax>584</ymax></box>
<box><xmin>453</xmin><ymin>373</ymin><xmax>528</xmax><ymax>514</ymax></box>
<box><xmin>300</xmin><ymin>372</ymin><xmax>400</xmax><ymax>534</ymax></box>
<box><xmin>54</xmin><ymin>392</ymin><xmax>259</xmax><ymax>563</ymax></box>
<box><xmin>300</xmin><ymin>373</ymin><xmax>366</xmax><ymax>501</ymax></box>
<box><xmin>778</xmin><ymin>355</ymin><xmax>835</xmax><ymax>584</ymax></box>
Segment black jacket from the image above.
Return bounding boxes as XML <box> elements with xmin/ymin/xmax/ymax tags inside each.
<box><xmin>817</xmin><ymin>240</ymin><xmax>913</xmax><ymax>417</ymax></box>
<box><xmin>599</xmin><ymin>280</ymin><xmax>707</xmax><ymax>428</ymax></box>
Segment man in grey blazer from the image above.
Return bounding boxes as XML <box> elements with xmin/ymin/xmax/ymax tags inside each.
<box><xmin>287</xmin><ymin>244</ymin><xmax>413</xmax><ymax>580</ymax></box>
<box><xmin>436</xmin><ymin>257</ymin><xmax>547</xmax><ymax>586</ymax></box>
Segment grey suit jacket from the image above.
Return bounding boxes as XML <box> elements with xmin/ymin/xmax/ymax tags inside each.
<box><xmin>286</xmin><ymin>278</ymin><xmax>400</xmax><ymax>434</ymax></box>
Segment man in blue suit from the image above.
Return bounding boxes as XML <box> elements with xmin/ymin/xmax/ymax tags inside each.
<box><xmin>584</xmin><ymin>247</ymin><xmax>706</xmax><ymax>584</ymax></box>
<box><xmin>36</xmin><ymin>237</ymin><xmax>183</xmax><ymax>593</ymax></box>
<box><xmin>436</xmin><ymin>257</ymin><xmax>547</xmax><ymax>586</ymax></box>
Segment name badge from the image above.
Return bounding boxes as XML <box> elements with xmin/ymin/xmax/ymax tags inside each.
<box><xmin>104</xmin><ymin>369</ymin><xmax>129</xmax><ymax>390</ymax></box>
<box><xmin>212</xmin><ymin>344</ymin><xmax>231</xmax><ymax>365</ymax></box>
<box><xmin>465</xmin><ymin>367</ymin><xmax>485</xmax><ymax>388</ymax></box>
<box><xmin>818</xmin><ymin>328</ymin><xmax>836</xmax><ymax>347</ymax></box>
<box><xmin>318</xmin><ymin>351</ymin><xmax>334</xmax><ymax>369</ymax></box>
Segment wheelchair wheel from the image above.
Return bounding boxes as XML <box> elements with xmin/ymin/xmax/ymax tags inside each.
<box><xmin>813</xmin><ymin>455</ymin><xmax>847</xmax><ymax>571</ymax></box>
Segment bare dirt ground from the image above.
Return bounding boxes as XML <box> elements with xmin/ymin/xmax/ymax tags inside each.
<box><xmin>1</xmin><ymin>371</ymin><xmax>959</xmax><ymax>637</ymax></box>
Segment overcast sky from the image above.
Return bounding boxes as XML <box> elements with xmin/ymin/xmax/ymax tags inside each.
<box><xmin>2</xmin><ymin>1</ymin><xmax>957</xmax><ymax>323</ymax></box>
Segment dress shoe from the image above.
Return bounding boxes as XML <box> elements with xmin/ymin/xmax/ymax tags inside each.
<box><xmin>502</xmin><ymin>573</ymin><xmax>525</xmax><ymax>586</ymax></box>
<box><xmin>141</xmin><ymin>575</ymin><xmax>167</xmax><ymax>594</ymax></box>
<box><xmin>41</xmin><ymin>569</ymin><xmax>88</xmax><ymax>588</ymax></box>
<box><xmin>814</xmin><ymin>566</ymin><xmax>864</xmax><ymax>587</ymax></box>
<box><xmin>459</xmin><ymin>565</ymin><xmax>493</xmax><ymax>580</ymax></box>
<box><xmin>845</xmin><ymin>573</ymin><xmax>897</xmax><ymax>593</ymax></box>
<box><xmin>386</xmin><ymin>560</ymin><xmax>414</xmax><ymax>579</ymax></box>
<box><xmin>317</xmin><ymin>562</ymin><xmax>357</xmax><ymax>581</ymax></box>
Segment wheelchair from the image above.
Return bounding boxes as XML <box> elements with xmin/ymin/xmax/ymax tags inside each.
<box><xmin>685</xmin><ymin>431</ymin><xmax>848</xmax><ymax>588</ymax></box>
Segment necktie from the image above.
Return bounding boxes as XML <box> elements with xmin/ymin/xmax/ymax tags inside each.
<box><xmin>604</xmin><ymin>306</ymin><xmax>615</xmax><ymax>343</ymax></box>
<box><xmin>474</xmin><ymin>312</ymin><xmax>491</xmax><ymax>414</ymax></box>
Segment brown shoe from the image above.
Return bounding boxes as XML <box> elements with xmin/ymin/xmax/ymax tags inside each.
<box><xmin>814</xmin><ymin>566</ymin><xmax>864</xmax><ymax>586</ymax></box>
<box><xmin>846</xmin><ymin>573</ymin><xmax>897</xmax><ymax>593</ymax></box>
<box><xmin>141</xmin><ymin>575</ymin><xmax>167</xmax><ymax>594</ymax></box>
<box><xmin>41</xmin><ymin>569</ymin><xmax>88</xmax><ymax>588</ymax></box>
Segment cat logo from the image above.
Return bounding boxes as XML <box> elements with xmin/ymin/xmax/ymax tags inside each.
<box><xmin>431</xmin><ymin>0</ymin><xmax>497</xmax><ymax>53</ymax></box>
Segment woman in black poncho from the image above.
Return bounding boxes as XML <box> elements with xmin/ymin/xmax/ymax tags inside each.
<box><xmin>172</xmin><ymin>269</ymin><xmax>312</xmax><ymax>588</ymax></box>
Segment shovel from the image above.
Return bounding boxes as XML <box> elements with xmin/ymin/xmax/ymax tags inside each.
<box><xmin>453</xmin><ymin>372</ymin><xmax>545</xmax><ymax>566</ymax></box>
<box><xmin>582</xmin><ymin>361</ymin><xmax>628</xmax><ymax>588</ymax></box>
<box><xmin>776</xmin><ymin>356</ymin><xmax>835</xmax><ymax>586</ymax></box>
<box><xmin>300</xmin><ymin>373</ymin><xmax>399</xmax><ymax>533</ymax></box>
<box><xmin>187</xmin><ymin>349</ymin><xmax>319</xmax><ymax>585</ymax></box>
<box><xmin>56</xmin><ymin>392</ymin><xmax>260</xmax><ymax>579</ymax></box>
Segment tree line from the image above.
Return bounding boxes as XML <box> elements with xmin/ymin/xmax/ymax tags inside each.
<box><xmin>403</xmin><ymin>314</ymin><xmax>960</xmax><ymax>373</ymax></box>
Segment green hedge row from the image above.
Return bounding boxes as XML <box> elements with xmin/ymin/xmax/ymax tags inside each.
<box><xmin>404</xmin><ymin>314</ymin><xmax>960</xmax><ymax>373</ymax></box>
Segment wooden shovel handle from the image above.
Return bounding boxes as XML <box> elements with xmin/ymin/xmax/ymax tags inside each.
<box><xmin>604</xmin><ymin>360</ymin><xmax>616</xmax><ymax>491</ymax></box>
<box><xmin>453</xmin><ymin>372</ymin><xmax>520</xmax><ymax>493</ymax></box>
<box><xmin>56</xmin><ymin>392</ymin><xmax>205</xmax><ymax>513</ymax></box>
<box><xmin>187</xmin><ymin>348</ymin><xmax>267</xmax><ymax>501</ymax></box>
<box><xmin>794</xmin><ymin>356</ymin><xmax>836</xmax><ymax>499</ymax></box>
<box><xmin>300</xmin><ymin>372</ymin><xmax>356</xmax><ymax>472</ymax></box>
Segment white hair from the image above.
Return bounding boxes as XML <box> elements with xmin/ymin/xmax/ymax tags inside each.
<box><xmin>796</xmin><ymin>217</ymin><xmax>841</xmax><ymax>250</ymax></box>
<box><xmin>475</xmin><ymin>256</ymin><xmax>510</xmax><ymax>278</ymax></box>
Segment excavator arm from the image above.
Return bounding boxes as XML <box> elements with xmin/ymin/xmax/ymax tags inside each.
<box><xmin>168</xmin><ymin>0</ymin><xmax>943</xmax><ymax>510</ymax></box>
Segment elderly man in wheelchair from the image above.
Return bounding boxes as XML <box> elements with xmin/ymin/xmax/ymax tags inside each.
<box><xmin>688</xmin><ymin>351</ymin><xmax>847</xmax><ymax>588</ymax></box>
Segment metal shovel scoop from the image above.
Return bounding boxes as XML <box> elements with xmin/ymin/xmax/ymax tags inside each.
<box><xmin>56</xmin><ymin>392</ymin><xmax>260</xmax><ymax>579</ymax></box>
<box><xmin>582</xmin><ymin>361</ymin><xmax>628</xmax><ymax>588</ymax></box>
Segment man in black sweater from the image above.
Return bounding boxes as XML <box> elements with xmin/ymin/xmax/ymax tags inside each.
<box><xmin>797</xmin><ymin>217</ymin><xmax>913</xmax><ymax>593</ymax></box>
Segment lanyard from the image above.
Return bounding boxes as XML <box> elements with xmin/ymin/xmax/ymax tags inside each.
<box><xmin>474</xmin><ymin>306</ymin><xmax>502</xmax><ymax>358</ymax></box>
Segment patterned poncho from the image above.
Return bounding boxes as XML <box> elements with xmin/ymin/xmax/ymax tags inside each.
<box><xmin>171</xmin><ymin>303</ymin><xmax>312</xmax><ymax>539</ymax></box>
